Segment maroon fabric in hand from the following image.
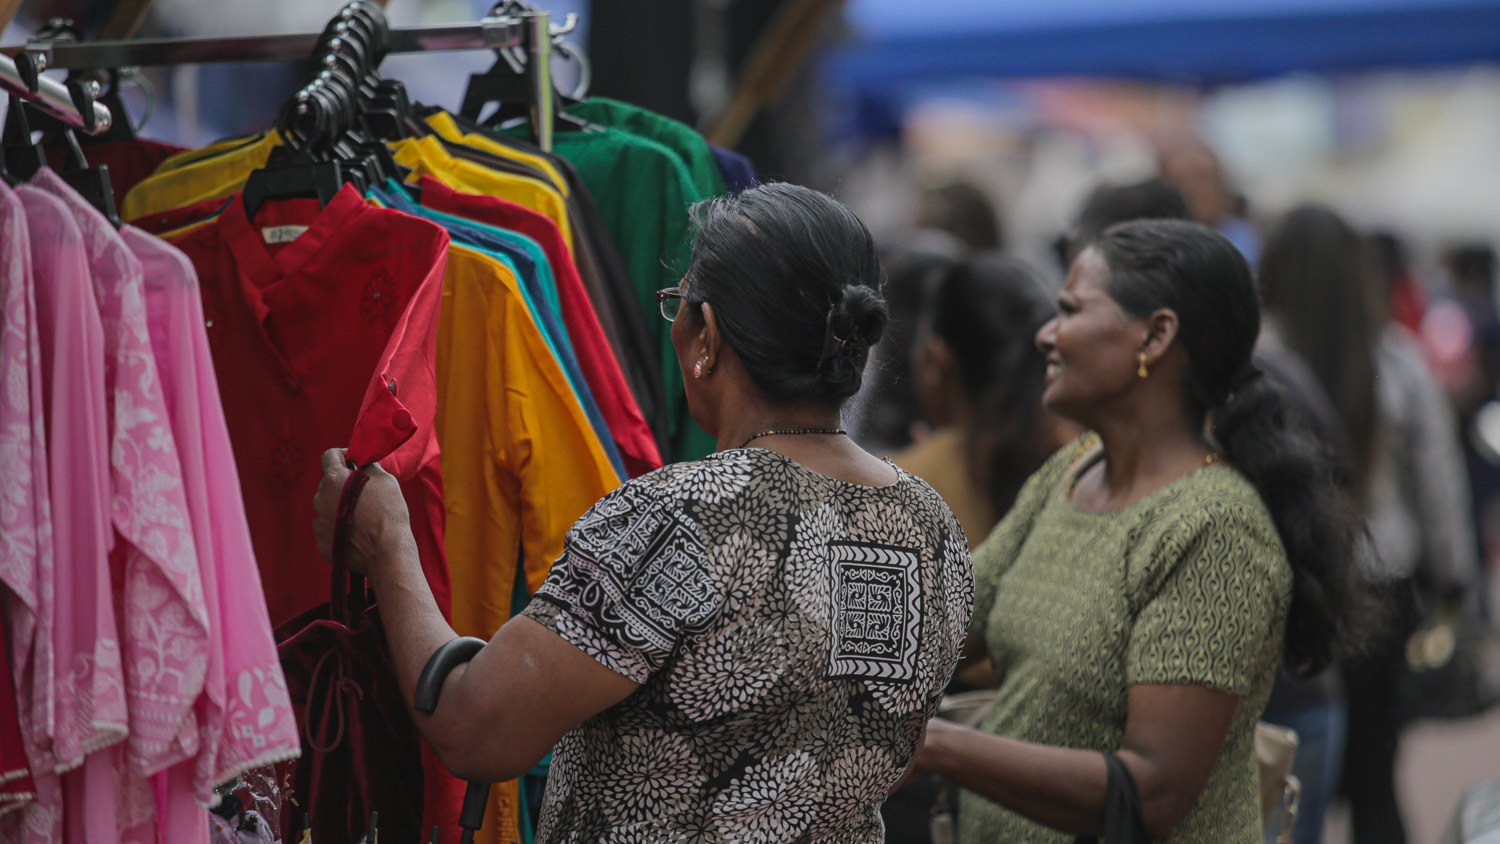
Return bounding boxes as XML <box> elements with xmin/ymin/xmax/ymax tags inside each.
<box><xmin>0</xmin><ymin>622</ymin><xmax>35</xmax><ymax>816</ymax></box>
<box><xmin>276</xmin><ymin>469</ymin><xmax>423</xmax><ymax>844</ymax></box>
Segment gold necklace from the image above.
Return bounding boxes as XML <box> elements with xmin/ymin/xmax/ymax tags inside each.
<box><xmin>1066</xmin><ymin>437</ymin><xmax>1219</xmax><ymax>495</ymax></box>
<box><xmin>739</xmin><ymin>427</ymin><xmax>847</xmax><ymax>450</ymax></box>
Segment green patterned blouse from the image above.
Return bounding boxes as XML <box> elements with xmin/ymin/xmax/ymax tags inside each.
<box><xmin>961</xmin><ymin>439</ymin><xmax>1292</xmax><ymax>843</ymax></box>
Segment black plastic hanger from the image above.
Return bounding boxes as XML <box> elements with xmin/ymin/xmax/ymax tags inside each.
<box><xmin>56</xmin><ymin>79</ymin><xmax>123</xmax><ymax>226</ymax></box>
<box><xmin>56</xmin><ymin>128</ymin><xmax>123</xmax><ymax>227</ymax></box>
<box><xmin>0</xmin><ymin>130</ymin><xmax>17</xmax><ymax>186</ymax></box>
<box><xmin>241</xmin><ymin>90</ymin><xmax>347</xmax><ymax>222</ymax></box>
<box><xmin>241</xmin><ymin>0</ymin><xmax>411</xmax><ymax>221</ymax></box>
<box><xmin>1</xmin><ymin>86</ymin><xmax>123</xmax><ymax>226</ymax></box>
<box><xmin>459</xmin><ymin>3</ymin><xmax>579</xmax><ymax>139</ymax></box>
<box><xmin>2</xmin><ymin>95</ymin><xmax>47</xmax><ymax>181</ymax></box>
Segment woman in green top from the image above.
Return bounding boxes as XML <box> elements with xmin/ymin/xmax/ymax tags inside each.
<box><xmin>912</xmin><ymin>219</ymin><xmax>1365</xmax><ymax>841</ymax></box>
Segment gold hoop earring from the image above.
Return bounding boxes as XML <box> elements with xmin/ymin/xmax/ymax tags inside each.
<box><xmin>1137</xmin><ymin>352</ymin><xmax>1149</xmax><ymax>379</ymax></box>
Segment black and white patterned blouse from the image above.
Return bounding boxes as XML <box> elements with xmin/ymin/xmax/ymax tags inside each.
<box><xmin>521</xmin><ymin>447</ymin><xmax>973</xmax><ymax>842</ymax></box>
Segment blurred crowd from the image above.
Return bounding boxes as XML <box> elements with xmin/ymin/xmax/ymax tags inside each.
<box><xmin>853</xmin><ymin>139</ymin><xmax>1500</xmax><ymax>844</ymax></box>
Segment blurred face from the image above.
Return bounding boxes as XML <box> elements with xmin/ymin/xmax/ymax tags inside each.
<box><xmin>1035</xmin><ymin>248</ymin><xmax>1147</xmax><ymax>421</ymax></box>
<box><xmin>1160</xmin><ymin>146</ymin><xmax>1235</xmax><ymax>226</ymax></box>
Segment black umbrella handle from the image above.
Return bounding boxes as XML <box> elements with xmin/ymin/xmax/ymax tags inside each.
<box><xmin>414</xmin><ymin>636</ymin><xmax>492</xmax><ymax>843</ymax></box>
<box><xmin>414</xmin><ymin>636</ymin><xmax>487</xmax><ymax>714</ymax></box>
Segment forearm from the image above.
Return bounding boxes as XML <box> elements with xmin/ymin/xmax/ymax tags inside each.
<box><xmin>919</xmin><ymin>723</ymin><xmax>1110</xmax><ymax>836</ymax></box>
<box><xmin>361</xmin><ymin>534</ymin><xmax>584</xmax><ymax>781</ymax></box>
<box><xmin>363</xmin><ymin>534</ymin><xmax>468</xmax><ymax>739</ymax></box>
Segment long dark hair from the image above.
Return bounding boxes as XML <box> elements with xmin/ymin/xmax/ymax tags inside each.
<box><xmin>862</xmin><ymin>242</ymin><xmax>965</xmax><ymax>451</ymax></box>
<box><xmin>921</xmin><ymin>255</ymin><xmax>1055</xmax><ymax>515</ymax></box>
<box><xmin>685</xmin><ymin>183</ymin><xmax>889</xmax><ymax>407</ymax></box>
<box><xmin>1258</xmin><ymin>206</ymin><xmax>1379</xmax><ymax>492</ymax></box>
<box><xmin>1095</xmin><ymin>219</ymin><xmax>1365</xmax><ymax>676</ymax></box>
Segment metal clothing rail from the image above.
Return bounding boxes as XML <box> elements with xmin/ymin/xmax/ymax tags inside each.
<box><xmin>7</xmin><ymin>10</ymin><xmax>556</xmax><ymax>149</ymax></box>
<box><xmin>15</xmin><ymin>15</ymin><xmax>538</xmax><ymax>70</ymax></box>
<box><xmin>0</xmin><ymin>51</ymin><xmax>113</xmax><ymax>135</ymax></box>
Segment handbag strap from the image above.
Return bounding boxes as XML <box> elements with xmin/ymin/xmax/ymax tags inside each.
<box><xmin>331</xmin><ymin>466</ymin><xmax>373</xmax><ymax>626</ymax></box>
<box><xmin>1076</xmin><ymin>753</ymin><xmax>1152</xmax><ymax>843</ymax></box>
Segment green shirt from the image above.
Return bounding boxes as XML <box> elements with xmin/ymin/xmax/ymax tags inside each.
<box><xmin>963</xmin><ymin>439</ymin><xmax>1291</xmax><ymax>843</ymax></box>
<box><xmin>566</xmin><ymin>97</ymin><xmax>728</xmax><ymax>199</ymax></box>
<box><xmin>510</xmin><ymin>122</ymin><xmax>718</xmax><ymax>461</ymax></box>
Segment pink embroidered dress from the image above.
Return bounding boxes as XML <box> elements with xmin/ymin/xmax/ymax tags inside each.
<box><xmin>0</xmin><ymin>184</ymin><xmax>43</xmax><ymax>819</ymax></box>
<box><xmin>31</xmin><ymin>171</ymin><xmax>210</xmax><ymax>842</ymax></box>
<box><xmin>32</xmin><ymin>170</ymin><xmax>209</xmax><ymax>770</ymax></box>
<box><xmin>5</xmin><ymin>183</ymin><xmax>130</xmax><ymax>844</ymax></box>
<box><xmin>127</xmin><ymin>227</ymin><xmax>298</xmax><ymax>840</ymax></box>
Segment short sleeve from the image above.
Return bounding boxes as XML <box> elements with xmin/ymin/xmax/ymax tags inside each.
<box><xmin>522</xmin><ymin>479</ymin><xmax>719</xmax><ymax>683</ymax></box>
<box><xmin>1125</xmin><ymin>502</ymin><xmax>1286</xmax><ymax>697</ymax></box>
<box><xmin>971</xmin><ymin>440</ymin><xmax>1087</xmax><ymax>642</ymax></box>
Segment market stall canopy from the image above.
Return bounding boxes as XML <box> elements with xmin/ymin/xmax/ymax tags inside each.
<box><xmin>828</xmin><ymin>0</ymin><xmax>1500</xmax><ymax>91</ymax></box>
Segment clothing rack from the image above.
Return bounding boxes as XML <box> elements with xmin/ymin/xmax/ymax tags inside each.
<box><xmin>15</xmin><ymin>13</ymin><xmax>559</xmax><ymax>69</ymax></box>
<box><xmin>6</xmin><ymin>8</ymin><xmax>557</xmax><ymax>148</ymax></box>
<box><xmin>0</xmin><ymin>51</ymin><xmax>113</xmax><ymax>135</ymax></box>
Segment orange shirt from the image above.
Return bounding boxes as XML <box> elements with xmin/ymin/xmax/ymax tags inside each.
<box><xmin>436</xmin><ymin>244</ymin><xmax>620</xmax><ymax>844</ymax></box>
<box><xmin>439</xmin><ymin>244</ymin><xmax>619</xmax><ymax>625</ymax></box>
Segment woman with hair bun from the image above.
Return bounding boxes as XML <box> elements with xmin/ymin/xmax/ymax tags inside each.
<box><xmin>311</xmin><ymin>183</ymin><xmax>974</xmax><ymax>842</ymax></box>
<box><xmin>915</xmin><ymin>220</ymin><xmax>1367</xmax><ymax>842</ymax></box>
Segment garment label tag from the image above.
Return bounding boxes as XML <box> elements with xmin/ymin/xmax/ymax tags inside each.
<box><xmin>262</xmin><ymin>225</ymin><xmax>310</xmax><ymax>244</ymax></box>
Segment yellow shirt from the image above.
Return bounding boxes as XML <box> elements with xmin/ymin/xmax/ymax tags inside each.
<box><xmin>438</xmin><ymin>243</ymin><xmax>619</xmax><ymax>631</ymax></box>
<box><xmin>121</xmin><ymin>132</ymin><xmax>280</xmax><ymax>221</ymax></box>
<box><xmin>889</xmin><ymin>428</ymin><xmax>996</xmax><ymax>549</ymax></box>
<box><xmin>122</xmin><ymin>122</ymin><xmax>577</xmax><ymax>257</ymax></box>
<box><xmin>154</xmin><ymin>132</ymin><xmax>277</xmax><ymax>173</ymax></box>
<box><xmin>392</xmin><ymin>134</ymin><xmax>576</xmax><ymax>255</ymax></box>
<box><xmin>437</xmin><ymin>243</ymin><xmax>620</xmax><ymax>844</ymax></box>
<box><xmin>425</xmin><ymin>110</ymin><xmax>569</xmax><ymax>198</ymax></box>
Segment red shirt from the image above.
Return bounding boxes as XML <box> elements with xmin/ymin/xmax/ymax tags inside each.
<box><xmin>418</xmin><ymin>176</ymin><xmax>663</xmax><ymax>477</ymax></box>
<box><xmin>168</xmin><ymin>186</ymin><xmax>452</xmax><ymax>625</ymax></box>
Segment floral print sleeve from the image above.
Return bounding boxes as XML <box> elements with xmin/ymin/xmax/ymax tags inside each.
<box><xmin>524</xmin><ymin>481</ymin><xmax>718</xmax><ymax>684</ymax></box>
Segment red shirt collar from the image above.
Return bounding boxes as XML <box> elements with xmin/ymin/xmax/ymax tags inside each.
<box><xmin>218</xmin><ymin>184</ymin><xmax>368</xmax><ymax>301</ymax></box>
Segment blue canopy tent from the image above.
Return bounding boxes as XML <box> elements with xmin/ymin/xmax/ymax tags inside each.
<box><xmin>826</xmin><ymin>0</ymin><xmax>1500</xmax><ymax>135</ymax></box>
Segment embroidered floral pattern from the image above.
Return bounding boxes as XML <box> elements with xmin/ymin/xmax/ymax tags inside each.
<box><xmin>34</xmin><ymin>170</ymin><xmax>210</xmax><ymax>776</ymax></box>
<box><xmin>0</xmin><ymin>188</ymin><xmax>44</xmax><ymax>814</ymax></box>
<box><xmin>126</xmin><ymin>226</ymin><xmax>301</xmax><ymax>809</ymax></box>
<box><xmin>359</xmin><ymin>269</ymin><xmax>398</xmax><ymax>330</ymax></box>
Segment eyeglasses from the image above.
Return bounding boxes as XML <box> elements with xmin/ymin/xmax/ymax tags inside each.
<box><xmin>657</xmin><ymin>288</ymin><xmax>687</xmax><ymax>322</ymax></box>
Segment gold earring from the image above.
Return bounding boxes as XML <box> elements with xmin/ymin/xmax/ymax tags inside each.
<box><xmin>1137</xmin><ymin>352</ymin><xmax>1149</xmax><ymax>379</ymax></box>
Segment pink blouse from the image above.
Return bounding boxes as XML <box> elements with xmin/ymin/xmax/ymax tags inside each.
<box><xmin>127</xmin><ymin>227</ymin><xmax>298</xmax><ymax>836</ymax></box>
<box><xmin>4</xmin><ymin>182</ymin><xmax>132</xmax><ymax>844</ymax></box>
<box><xmin>32</xmin><ymin>170</ymin><xmax>210</xmax><ymax>776</ymax></box>
<box><xmin>0</xmin><ymin>184</ymin><xmax>44</xmax><ymax>820</ymax></box>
